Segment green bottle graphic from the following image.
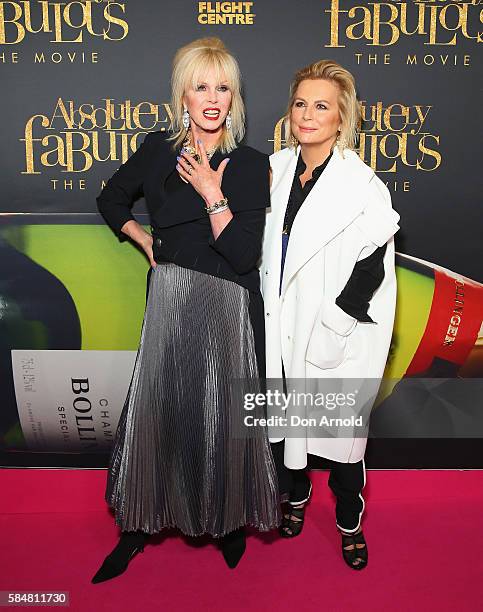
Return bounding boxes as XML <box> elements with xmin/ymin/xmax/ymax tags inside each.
<box><xmin>0</xmin><ymin>232</ymin><xmax>82</xmax><ymax>451</ymax></box>
<box><xmin>0</xmin><ymin>215</ymin><xmax>149</xmax><ymax>467</ymax></box>
<box><xmin>371</xmin><ymin>253</ymin><xmax>483</xmax><ymax>440</ymax></box>
<box><xmin>385</xmin><ymin>253</ymin><xmax>482</xmax><ymax>381</ymax></box>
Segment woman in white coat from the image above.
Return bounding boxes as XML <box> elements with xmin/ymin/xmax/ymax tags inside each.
<box><xmin>261</xmin><ymin>60</ymin><xmax>400</xmax><ymax>569</ymax></box>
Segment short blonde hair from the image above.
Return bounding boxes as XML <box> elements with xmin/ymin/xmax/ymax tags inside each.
<box><xmin>285</xmin><ymin>60</ymin><xmax>360</xmax><ymax>155</ymax></box>
<box><xmin>167</xmin><ymin>37</ymin><xmax>245</xmax><ymax>153</ymax></box>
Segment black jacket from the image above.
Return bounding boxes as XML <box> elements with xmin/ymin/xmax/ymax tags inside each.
<box><xmin>97</xmin><ymin>130</ymin><xmax>270</xmax><ymax>293</ymax></box>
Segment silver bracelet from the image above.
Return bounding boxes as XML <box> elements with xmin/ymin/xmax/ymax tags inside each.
<box><xmin>205</xmin><ymin>197</ymin><xmax>229</xmax><ymax>214</ymax></box>
<box><xmin>207</xmin><ymin>205</ymin><xmax>229</xmax><ymax>215</ymax></box>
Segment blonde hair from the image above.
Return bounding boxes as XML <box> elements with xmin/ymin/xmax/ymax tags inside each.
<box><xmin>167</xmin><ymin>37</ymin><xmax>245</xmax><ymax>153</ymax></box>
<box><xmin>285</xmin><ymin>59</ymin><xmax>360</xmax><ymax>155</ymax></box>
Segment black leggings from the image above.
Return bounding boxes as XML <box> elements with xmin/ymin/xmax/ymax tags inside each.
<box><xmin>271</xmin><ymin>440</ymin><xmax>365</xmax><ymax>532</ymax></box>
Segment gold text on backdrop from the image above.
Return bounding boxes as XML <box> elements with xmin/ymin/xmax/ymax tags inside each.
<box><xmin>324</xmin><ymin>0</ymin><xmax>481</xmax><ymax>47</ymax></box>
<box><xmin>198</xmin><ymin>1</ymin><xmax>255</xmax><ymax>24</ymax></box>
<box><xmin>21</xmin><ymin>99</ymin><xmax>172</xmax><ymax>174</ymax></box>
<box><xmin>0</xmin><ymin>0</ymin><xmax>129</xmax><ymax>44</ymax></box>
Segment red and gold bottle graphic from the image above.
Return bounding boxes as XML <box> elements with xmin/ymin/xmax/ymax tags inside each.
<box><xmin>371</xmin><ymin>254</ymin><xmax>483</xmax><ymax>440</ymax></box>
<box><xmin>384</xmin><ymin>253</ymin><xmax>483</xmax><ymax>380</ymax></box>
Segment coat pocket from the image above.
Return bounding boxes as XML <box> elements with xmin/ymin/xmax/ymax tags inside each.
<box><xmin>305</xmin><ymin>300</ymin><xmax>357</xmax><ymax>369</ymax></box>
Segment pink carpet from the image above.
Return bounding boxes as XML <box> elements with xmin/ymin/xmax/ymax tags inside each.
<box><xmin>1</xmin><ymin>469</ymin><xmax>481</xmax><ymax>611</ymax></box>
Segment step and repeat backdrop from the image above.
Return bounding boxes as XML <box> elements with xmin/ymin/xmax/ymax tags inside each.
<box><xmin>1</xmin><ymin>0</ymin><xmax>482</xmax><ymax>468</ymax></box>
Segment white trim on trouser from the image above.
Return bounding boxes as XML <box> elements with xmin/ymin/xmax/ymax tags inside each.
<box><xmin>335</xmin><ymin>457</ymin><xmax>366</xmax><ymax>533</ymax></box>
<box><xmin>289</xmin><ymin>481</ymin><xmax>312</xmax><ymax>506</ymax></box>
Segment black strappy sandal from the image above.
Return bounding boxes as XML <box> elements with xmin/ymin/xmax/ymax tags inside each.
<box><xmin>279</xmin><ymin>482</ymin><xmax>312</xmax><ymax>538</ymax></box>
<box><xmin>340</xmin><ymin>528</ymin><xmax>368</xmax><ymax>570</ymax></box>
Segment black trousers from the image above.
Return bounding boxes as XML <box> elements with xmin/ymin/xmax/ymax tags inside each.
<box><xmin>271</xmin><ymin>440</ymin><xmax>365</xmax><ymax>532</ymax></box>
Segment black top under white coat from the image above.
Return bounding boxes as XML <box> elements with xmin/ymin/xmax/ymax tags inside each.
<box><xmin>282</xmin><ymin>150</ymin><xmax>386</xmax><ymax>323</ymax></box>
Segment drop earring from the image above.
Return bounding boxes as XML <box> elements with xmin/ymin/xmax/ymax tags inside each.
<box><xmin>182</xmin><ymin>107</ymin><xmax>190</xmax><ymax>129</ymax></box>
<box><xmin>225</xmin><ymin>110</ymin><xmax>232</xmax><ymax>130</ymax></box>
<box><xmin>336</xmin><ymin>127</ymin><xmax>344</xmax><ymax>148</ymax></box>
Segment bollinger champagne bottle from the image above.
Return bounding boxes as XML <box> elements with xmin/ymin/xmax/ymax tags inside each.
<box><xmin>0</xmin><ymin>232</ymin><xmax>82</xmax><ymax>453</ymax></box>
<box><xmin>371</xmin><ymin>252</ymin><xmax>483</xmax><ymax>441</ymax></box>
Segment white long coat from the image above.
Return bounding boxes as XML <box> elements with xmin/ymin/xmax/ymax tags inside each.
<box><xmin>260</xmin><ymin>145</ymin><xmax>400</xmax><ymax>467</ymax></box>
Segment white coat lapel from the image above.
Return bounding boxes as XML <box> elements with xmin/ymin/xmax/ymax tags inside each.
<box><xmin>280</xmin><ymin>147</ymin><xmax>374</xmax><ymax>300</ymax></box>
<box><xmin>270</xmin><ymin>147</ymin><xmax>299</xmax><ymax>199</ymax></box>
<box><xmin>266</xmin><ymin>148</ymin><xmax>300</xmax><ymax>258</ymax></box>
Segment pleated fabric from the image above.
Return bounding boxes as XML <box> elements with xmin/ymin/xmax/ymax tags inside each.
<box><xmin>105</xmin><ymin>263</ymin><xmax>281</xmax><ymax>537</ymax></box>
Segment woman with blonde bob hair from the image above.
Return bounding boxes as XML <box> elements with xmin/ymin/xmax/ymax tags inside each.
<box><xmin>284</xmin><ymin>60</ymin><xmax>360</xmax><ymax>155</ymax></box>
<box><xmin>92</xmin><ymin>37</ymin><xmax>280</xmax><ymax>583</ymax></box>
<box><xmin>261</xmin><ymin>59</ymin><xmax>400</xmax><ymax>569</ymax></box>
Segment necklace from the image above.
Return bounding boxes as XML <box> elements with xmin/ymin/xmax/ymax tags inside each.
<box><xmin>181</xmin><ymin>128</ymin><xmax>217</xmax><ymax>163</ymax></box>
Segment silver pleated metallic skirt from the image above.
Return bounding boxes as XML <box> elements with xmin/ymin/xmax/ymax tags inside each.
<box><xmin>105</xmin><ymin>263</ymin><xmax>281</xmax><ymax>537</ymax></box>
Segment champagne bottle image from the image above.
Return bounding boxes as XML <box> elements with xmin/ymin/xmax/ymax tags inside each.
<box><xmin>371</xmin><ymin>253</ymin><xmax>483</xmax><ymax>439</ymax></box>
<box><xmin>385</xmin><ymin>253</ymin><xmax>483</xmax><ymax>379</ymax></box>
<box><xmin>0</xmin><ymin>232</ymin><xmax>82</xmax><ymax>451</ymax></box>
<box><xmin>0</xmin><ymin>215</ymin><xmax>149</xmax><ymax>467</ymax></box>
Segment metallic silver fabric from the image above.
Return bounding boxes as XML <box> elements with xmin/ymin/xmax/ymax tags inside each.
<box><xmin>105</xmin><ymin>263</ymin><xmax>281</xmax><ymax>536</ymax></box>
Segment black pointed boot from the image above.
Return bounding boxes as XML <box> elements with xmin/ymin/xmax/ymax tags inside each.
<box><xmin>91</xmin><ymin>530</ymin><xmax>148</xmax><ymax>584</ymax></box>
<box><xmin>220</xmin><ymin>527</ymin><xmax>246</xmax><ymax>569</ymax></box>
